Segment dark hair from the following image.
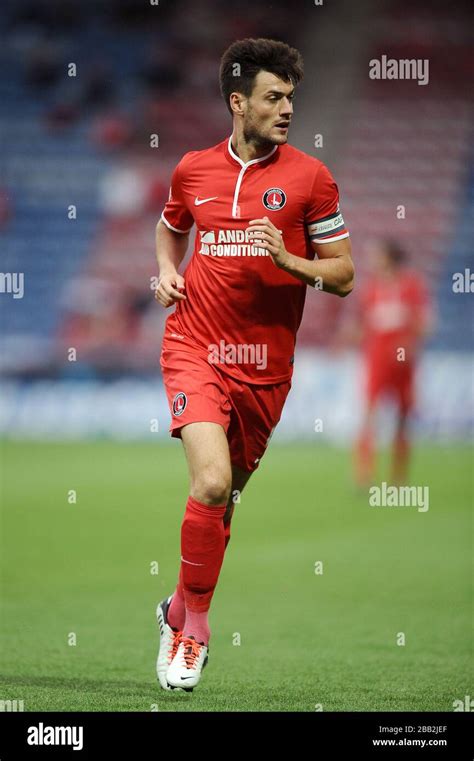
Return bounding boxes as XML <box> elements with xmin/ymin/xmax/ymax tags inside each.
<box><xmin>383</xmin><ymin>239</ymin><xmax>407</xmax><ymax>266</ymax></box>
<box><xmin>219</xmin><ymin>37</ymin><xmax>304</xmax><ymax>116</ymax></box>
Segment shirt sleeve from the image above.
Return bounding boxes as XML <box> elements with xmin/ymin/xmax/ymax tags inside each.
<box><xmin>160</xmin><ymin>158</ymin><xmax>194</xmax><ymax>234</ymax></box>
<box><xmin>305</xmin><ymin>163</ymin><xmax>349</xmax><ymax>244</ymax></box>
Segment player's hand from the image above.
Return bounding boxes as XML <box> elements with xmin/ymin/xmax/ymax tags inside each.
<box><xmin>246</xmin><ymin>216</ymin><xmax>290</xmax><ymax>268</ymax></box>
<box><xmin>154</xmin><ymin>272</ymin><xmax>187</xmax><ymax>308</ymax></box>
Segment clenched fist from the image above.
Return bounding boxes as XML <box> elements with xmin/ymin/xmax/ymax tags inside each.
<box><xmin>154</xmin><ymin>272</ymin><xmax>187</xmax><ymax>308</ymax></box>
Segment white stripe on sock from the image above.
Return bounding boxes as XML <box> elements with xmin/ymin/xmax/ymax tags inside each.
<box><xmin>181</xmin><ymin>556</ymin><xmax>205</xmax><ymax>566</ymax></box>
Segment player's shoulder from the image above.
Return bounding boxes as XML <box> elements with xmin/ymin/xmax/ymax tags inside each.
<box><xmin>280</xmin><ymin>143</ymin><xmax>329</xmax><ymax>177</ymax></box>
<box><xmin>177</xmin><ymin>138</ymin><xmax>227</xmax><ymax>174</ymax></box>
<box><xmin>280</xmin><ymin>145</ymin><xmax>339</xmax><ymax>199</ymax></box>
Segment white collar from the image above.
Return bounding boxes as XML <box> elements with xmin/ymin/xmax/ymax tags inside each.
<box><xmin>227</xmin><ymin>135</ymin><xmax>278</xmax><ymax>168</ymax></box>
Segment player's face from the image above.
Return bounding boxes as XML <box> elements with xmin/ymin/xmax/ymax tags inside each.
<box><xmin>241</xmin><ymin>71</ymin><xmax>295</xmax><ymax>148</ymax></box>
<box><xmin>367</xmin><ymin>242</ymin><xmax>393</xmax><ymax>276</ymax></box>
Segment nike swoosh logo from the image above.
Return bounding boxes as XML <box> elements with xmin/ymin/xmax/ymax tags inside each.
<box><xmin>180</xmin><ymin>676</ymin><xmax>194</xmax><ymax>680</ymax></box>
<box><xmin>194</xmin><ymin>196</ymin><xmax>218</xmax><ymax>206</ymax></box>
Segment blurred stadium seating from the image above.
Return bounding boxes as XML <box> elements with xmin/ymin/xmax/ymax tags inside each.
<box><xmin>0</xmin><ymin>0</ymin><xmax>472</xmax><ymax>439</ymax></box>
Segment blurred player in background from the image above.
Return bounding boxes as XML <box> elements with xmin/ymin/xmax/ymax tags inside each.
<box><xmin>354</xmin><ymin>239</ymin><xmax>433</xmax><ymax>487</ymax></box>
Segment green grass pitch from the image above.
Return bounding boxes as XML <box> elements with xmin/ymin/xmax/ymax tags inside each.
<box><xmin>0</xmin><ymin>440</ymin><xmax>471</xmax><ymax>712</ymax></box>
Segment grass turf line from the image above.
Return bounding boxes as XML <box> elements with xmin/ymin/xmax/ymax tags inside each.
<box><xmin>0</xmin><ymin>441</ymin><xmax>471</xmax><ymax>712</ymax></box>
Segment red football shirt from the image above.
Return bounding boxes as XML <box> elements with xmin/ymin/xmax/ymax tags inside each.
<box><xmin>360</xmin><ymin>270</ymin><xmax>431</xmax><ymax>364</ymax></box>
<box><xmin>160</xmin><ymin>135</ymin><xmax>349</xmax><ymax>383</ymax></box>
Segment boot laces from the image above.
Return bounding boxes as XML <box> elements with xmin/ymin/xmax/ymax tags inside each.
<box><xmin>168</xmin><ymin>629</ymin><xmax>182</xmax><ymax>663</ymax></box>
<box><xmin>181</xmin><ymin>636</ymin><xmax>204</xmax><ymax>670</ymax></box>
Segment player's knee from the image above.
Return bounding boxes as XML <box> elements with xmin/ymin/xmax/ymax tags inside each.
<box><xmin>192</xmin><ymin>469</ymin><xmax>231</xmax><ymax>506</ymax></box>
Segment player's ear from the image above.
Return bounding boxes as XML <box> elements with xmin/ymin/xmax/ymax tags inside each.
<box><xmin>230</xmin><ymin>92</ymin><xmax>245</xmax><ymax>116</ymax></box>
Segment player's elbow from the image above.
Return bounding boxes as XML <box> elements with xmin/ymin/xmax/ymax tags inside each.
<box><xmin>339</xmin><ymin>280</ymin><xmax>354</xmax><ymax>297</ymax></box>
<box><xmin>337</xmin><ymin>268</ymin><xmax>355</xmax><ymax>297</ymax></box>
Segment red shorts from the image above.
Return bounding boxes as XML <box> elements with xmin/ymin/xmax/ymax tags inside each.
<box><xmin>365</xmin><ymin>358</ymin><xmax>414</xmax><ymax>413</ymax></box>
<box><xmin>160</xmin><ymin>340</ymin><xmax>291</xmax><ymax>473</ymax></box>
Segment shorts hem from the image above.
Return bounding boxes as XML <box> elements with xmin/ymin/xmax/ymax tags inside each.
<box><xmin>169</xmin><ymin>418</ymin><xmax>229</xmax><ymax>438</ymax></box>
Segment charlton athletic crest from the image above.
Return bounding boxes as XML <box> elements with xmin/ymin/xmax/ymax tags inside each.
<box><xmin>172</xmin><ymin>392</ymin><xmax>187</xmax><ymax>416</ymax></box>
<box><xmin>262</xmin><ymin>187</ymin><xmax>286</xmax><ymax>211</ymax></box>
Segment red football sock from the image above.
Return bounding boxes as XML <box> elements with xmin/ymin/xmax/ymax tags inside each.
<box><xmin>355</xmin><ymin>428</ymin><xmax>375</xmax><ymax>486</ymax></box>
<box><xmin>179</xmin><ymin>495</ymin><xmax>226</xmax><ymax>646</ymax></box>
<box><xmin>168</xmin><ymin>504</ymin><xmax>234</xmax><ymax>633</ymax></box>
<box><xmin>183</xmin><ymin>608</ymin><xmax>210</xmax><ymax>647</ymax></box>
<box><xmin>180</xmin><ymin>495</ymin><xmax>227</xmax><ymax>645</ymax></box>
<box><xmin>167</xmin><ymin>568</ymin><xmax>186</xmax><ymax>631</ymax></box>
<box><xmin>224</xmin><ymin>521</ymin><xmax>231</xmax><ymax>550</ymax></box>
<box><xmin>391</xmin><ymin>430</ymin><xmax>410</xmax><ymax>484</ymax></box>
<box><xmin>224</xmin><ymin>501</ymin><xmax>235</xmax><ymax>550</ymax></box>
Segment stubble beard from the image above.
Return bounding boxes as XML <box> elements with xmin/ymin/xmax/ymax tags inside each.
<box><xmin>242</xmin><ymin>115</ymin><xmax>278</xmax><ymax>151</ymax></box>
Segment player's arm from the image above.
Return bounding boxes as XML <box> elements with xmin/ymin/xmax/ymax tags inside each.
<box><xmin>247</xmin><ymin>216</ymin><xmax>354</xmax><ymax>297</ymax></box>
<box><xmin>410</xmin><ymin>277</ymin><xmax>436</xmax><ymax>351</ymax></box>
<box><xmin>248</xmin><ymin>163</ymin><xmax>354</xmax><ymax>296</ymax></box>
<box><xmin>154</xmin><ymin>157</ymin><xmax>194</xmax><ymax>308</ymax></box>
<box><xmin>155</xmin><ymin>219</ymin><xmax>189</xmax><ymax>307</ymax></box>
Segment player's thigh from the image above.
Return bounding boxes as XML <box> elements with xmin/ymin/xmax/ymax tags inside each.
<box><xmin>227</xmin><ymin>379</ymin><xmax>291</xmax><ymax>472</ymax></box>
<box><xmin>181</xmin><ymin>421</ymin><xmax>232</xmax><ymax>503</ymax></box>
<box><xmin>395</xmin><ymin>364</ymin><xmax>415</xmax><ymax>420</ymax></box>
<box><xmin>361</xmin><ymin>397</ymin><xmax>378</xmax><ymax>425</ymax></box>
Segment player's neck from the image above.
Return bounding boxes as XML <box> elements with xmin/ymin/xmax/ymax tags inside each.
<box><xmin>230</xmin><ymin>131</ymin><xmax>277</xmax><ymax>164</ymax></box>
